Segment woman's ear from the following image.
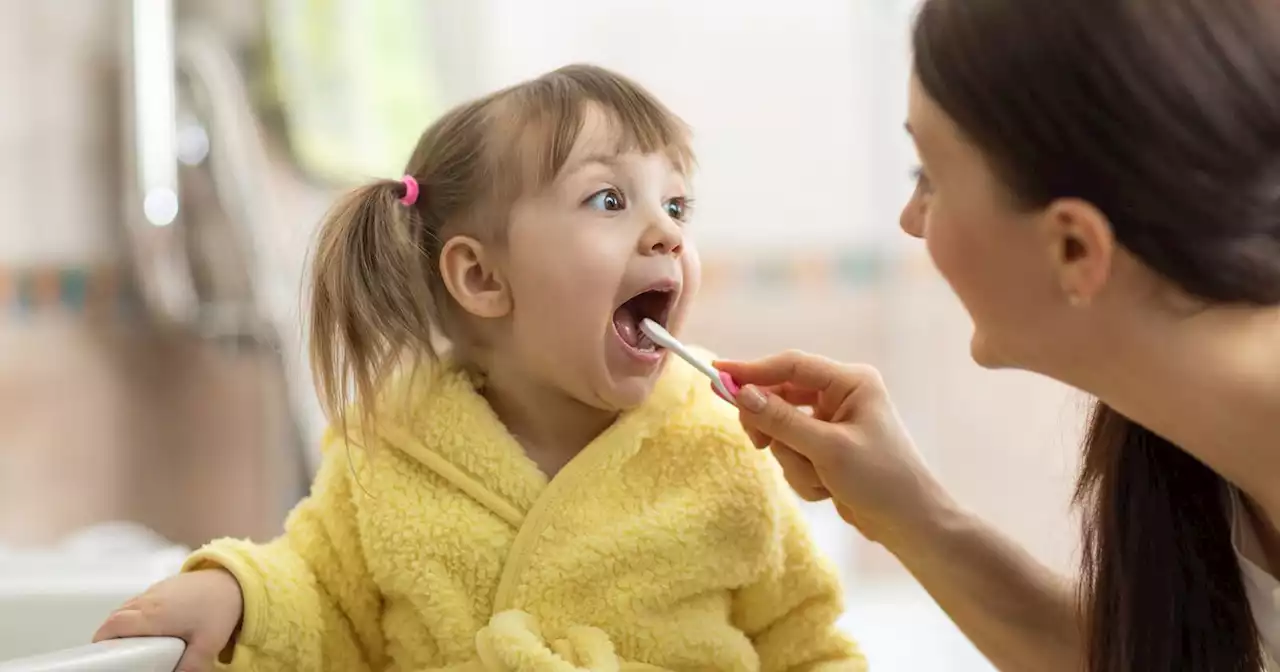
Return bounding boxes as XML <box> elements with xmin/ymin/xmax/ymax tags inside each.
<box><xmin>439</xmin><ymin>236</ymin><xmax>512</xmax><ymax>319</ymax></box>
<box><xmin>1039</xmin><ymin>198</ymin><xmax>1116</xmax><ymax>307</ymax></box>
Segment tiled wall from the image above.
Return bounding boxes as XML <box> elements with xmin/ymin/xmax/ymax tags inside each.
<box><xmin>0</xmin><ymin>320</ymin><xmax>298</xmax><ymax>547</ymax></box>
<box><xmin>0</xmin><ymin>1</ymin><xmax>300</xmax><ymax>549</ymax></box>
<box><xmin>0</xmin><ymin>1</ymin><xmax>126</xmax><ymax>267</ymax></box>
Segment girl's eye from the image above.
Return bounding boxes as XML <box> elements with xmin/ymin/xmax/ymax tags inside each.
<box><xmin>910</xmin><ymin>166</ymin><xmax>934</xmax><ymax>194</ymax></box>
<box><xmin>664</xmin><ymin>197</ymin><xmax>692</xmax><ymax>221</ymax></box>
<box><xmin>586</xmin><ymin>188</ymin><xmax>626</xmax><ymax>212</ymax></box>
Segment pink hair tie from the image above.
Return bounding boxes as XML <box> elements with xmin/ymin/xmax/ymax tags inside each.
<box><xmin>399</xmin><ymin>175</ymin><xmax>420</xmax><ymax>206</ymax></box>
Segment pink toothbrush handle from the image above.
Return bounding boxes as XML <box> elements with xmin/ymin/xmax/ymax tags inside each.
<box><xmin>718</xmin><ymin>371</ymin><xmax>741</xmax><ymax>397</ymax></box>
<box><xmin>712</xmin><ymin>370</ymin><xmax>740</xmax><ymax>403</ymax></box>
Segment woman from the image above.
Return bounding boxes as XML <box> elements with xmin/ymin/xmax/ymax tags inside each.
<box><xmin>717</xmin><ymin>0</ymin><xmax>1280</xmax><ymax>670</ymax></box>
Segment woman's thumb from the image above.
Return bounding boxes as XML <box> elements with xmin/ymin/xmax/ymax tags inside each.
<box><xmin>736</xmin><ymin>385</ymin><xmax>824</xmax><ymax>454</ymax></box>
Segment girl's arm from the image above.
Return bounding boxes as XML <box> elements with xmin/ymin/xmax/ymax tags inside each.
<box><xmin>183</xmin><ymin>430</ymin><xmax>388</xmax><ymax>671</ymax></box>
<box><xmin>731</xmin><ymin>463</ymin><xmax>867</xmax><ymax>672</ymax></box>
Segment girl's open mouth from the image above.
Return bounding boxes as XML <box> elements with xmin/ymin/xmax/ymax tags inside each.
<box><xmin>612</xmin><ymin>289</ymin><xmax>674</xmax><ymax>356</ymax></box>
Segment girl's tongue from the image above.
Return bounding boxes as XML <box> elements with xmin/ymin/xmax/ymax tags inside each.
<box><xmin>612</xmin><ymin>292</ymin><xmax>666</xmax><ymax>351</ymax></box>
<box><xmin>614</xmin><ymin>303</ymin><xmax>642</xmax><ymax>347</ymax></box>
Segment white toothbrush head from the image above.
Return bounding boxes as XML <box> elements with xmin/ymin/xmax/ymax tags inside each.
<box><xmin>639</xmin><ymin>318</ymin><xmax>739</xmax><ymax>404</ymax></box>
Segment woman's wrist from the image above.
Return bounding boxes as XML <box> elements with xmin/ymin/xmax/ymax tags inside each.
<box><xmin>876</xmin><ymin>480</ymin><xmax>971</xmax><ymax>564</ymax></box>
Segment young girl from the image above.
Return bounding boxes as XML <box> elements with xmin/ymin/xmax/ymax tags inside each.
<box><xmin>94</xmin><ymin>64</ymin><xmax>864</xmax><ymax>672</ymax></box>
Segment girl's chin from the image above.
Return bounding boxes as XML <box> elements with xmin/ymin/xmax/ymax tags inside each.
<box><xmin>600</xmin><ymin>373</ymin><xmax>663</xmax><ymax>410</ymax></box>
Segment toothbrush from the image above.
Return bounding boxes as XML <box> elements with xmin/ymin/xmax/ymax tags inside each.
<box><xmin>639</xmin><ymin>318</ymin><xmax>740</xmax><ymax>404</ymax></box>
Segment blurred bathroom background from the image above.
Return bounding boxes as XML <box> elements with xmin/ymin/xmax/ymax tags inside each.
<box><xmin>0</xmin><ymin>1</ymin><xmax>1086</xmax><ymax>669</ymax></box>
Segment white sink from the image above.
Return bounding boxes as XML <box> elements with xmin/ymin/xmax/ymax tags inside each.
<box><xmin>0</xmin><ymin>639</ymin><xmax>184</xmax><ymax>672</ymax></box>
<box><xmin>0</xmin><ymin>523</ymin><xmax>187</xmax><ymax>666</ymax></box>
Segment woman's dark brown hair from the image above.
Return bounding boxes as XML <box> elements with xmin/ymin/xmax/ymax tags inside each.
<box><xmin>912</xmin><ymin>0</ymin><xmax>1280</xmax><ymax>669</ymax></box>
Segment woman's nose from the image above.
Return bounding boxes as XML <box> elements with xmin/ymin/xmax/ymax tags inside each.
<box><xmin>899</xmin><ymin>197</ymin><xmax>925</xmax><ymax>239</ymax></box>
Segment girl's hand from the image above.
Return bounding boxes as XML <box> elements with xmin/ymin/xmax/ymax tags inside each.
<box><xmin>93</xmin><ymin>569</ymin><xmax>244</xmax><ymax>672</ymax></box>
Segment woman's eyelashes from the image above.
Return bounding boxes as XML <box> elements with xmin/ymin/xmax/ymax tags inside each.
<box><xmin>909</xmin><ymin>165</ymin><xmax>934</xmax><ymax>194</ymax></box>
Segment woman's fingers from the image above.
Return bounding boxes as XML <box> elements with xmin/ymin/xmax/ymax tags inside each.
<box><xmin>723</xmin><ymin>350</ymin><xmax>943</xmax><ymax>546</ymax></box>
<box><xmin>771</xmin><ymin>443</ymin><xmax>831</xmax><ymax>501</ymax></box>
<box><xmin>724</xmin><ymin>382</ymin><xmax>815</xmax><ymax>451</ymax></box>
<box><xmin>744</xmin><ymin>424</ymin><xmax>772</xmax><ymax>450</ymax></box>
<box><xmin>717</xmin><ymin>350</ymin><xmax>885</xmax><ymax>405</ymax></box>
<box><xmin>735</xmin><ymin>385</ymin><xmax>841</xmax><ymax>465</ymax></box>
<box><xmin>770</xmin><ymin>382</ymin><xmax>821</xmax><ymax>408</ymax></box>
<box><xmin>716</xmin><ymin>350</ymin><xmax>847</xmax><ymax>390</ymax></box>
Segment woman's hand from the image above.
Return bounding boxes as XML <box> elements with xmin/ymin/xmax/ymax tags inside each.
<box><xmin>717</xmin><ymin>350</ymin><xmax>952</xmax><ymax>547</ymax></box>
<box><xmin>721</xmin><ymin>351</ymin><xmax>1084</xmax><ymax>670</ymax></box>
<box><xmin>93</xmin><ymin>569</ymin><xmax>244</xmax><ymax>672</ymax></box>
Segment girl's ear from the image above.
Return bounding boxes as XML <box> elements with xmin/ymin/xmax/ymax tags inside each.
<box><xmin>438</xmin><ymin>236</ymin><xmax>512</xmax><ymax>319</ymax></box>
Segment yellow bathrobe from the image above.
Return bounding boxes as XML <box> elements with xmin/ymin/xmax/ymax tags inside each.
<box><xmin>185</xmin><ymin>355</ymin><xmax>865</xmax><ymax>671</ymax></box>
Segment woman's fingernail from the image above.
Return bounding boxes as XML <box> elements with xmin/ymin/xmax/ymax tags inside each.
<box><xmin>738</xmin><ymin>385</ymin><xmax>766</xmax><ymax>412</ymax></box>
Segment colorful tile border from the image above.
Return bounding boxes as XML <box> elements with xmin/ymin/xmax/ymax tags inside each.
<box><xmin>700</xmin><ymin>247</ymin><xmax>933</xmax><ymax>292</ymax></box>
<box><xmin>0</xmin><ymin>266</ymin><xmax>139</xmax><ymax>320</ymax></box>
<box><xmin>0</xmin><ymin>249</ymin><xmax>933</xmax><ymax>320</ymax></box>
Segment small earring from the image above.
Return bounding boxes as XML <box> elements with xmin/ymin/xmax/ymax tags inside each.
<box><xmin>1066</xmin><ymin>293</ymin><xmax>1083</xmax><ymax>307</ymax></box>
